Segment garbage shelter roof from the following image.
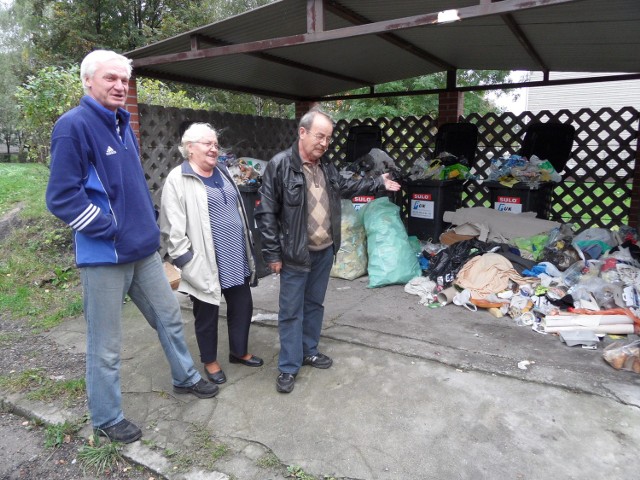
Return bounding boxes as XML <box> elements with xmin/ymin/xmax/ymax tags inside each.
<box><xmin>125</xmin><ymin>0</ymin><xmax>640</xmax><ymax>102</ymax></box>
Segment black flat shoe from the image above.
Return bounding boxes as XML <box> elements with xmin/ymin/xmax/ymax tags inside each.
<box><xmin>204</xmin><ymin>368</ymin><xmax>227</xmax><ymax>384</ymax></box>
<box><xmin>229</xmin><ymin>354</ymin><xmax>264</xmax><ymax>367</ymax></box>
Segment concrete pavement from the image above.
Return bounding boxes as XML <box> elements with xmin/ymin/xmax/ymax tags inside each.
<box><xmin>4</xmin><ymin>274</ymin><xmax>640</xmax><ymax>479</ymax></box>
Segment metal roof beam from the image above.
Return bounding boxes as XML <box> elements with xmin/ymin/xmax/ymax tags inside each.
<box><xmin>131</xmin><ymin>0</ymin><xmax>582</xmax><ymax>68</ymax></box>
<box><xmin>134</xmin><ymin>69</ymin><xmax>306</xmax><ymax>102</ymax></box>
<box><xmin>317</xmin><ymin>73</ymin><xmax>640</xmax><ymax>102</ymax></box>
<box><xmin>501</xmin><ymin>13</ymin><xmax>549</xmax><ymax>73</ymax></box>
<box><xmin>324</xmin><ymin>0</ymin><xmax>455</xmax><ymax>71</ymax></box>
<box><xmin>189</xmin><ymin>33</ymin><xmax>372</xmax><ymax>86</ymax></box>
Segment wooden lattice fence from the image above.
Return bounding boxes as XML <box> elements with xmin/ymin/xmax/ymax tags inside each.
<box><xmin>139</xmin><ymin>104</ymin><xmax>297</xmax><ymax>207</ymax></box>
<box><xmin>465</xmin><ymin>107</ymin><xmax>639</xmax><ymax>230</ymax></box>
<box><xmin>140</xmin><ymin>105</ymin><xmax>639</xmax><ymax>230</ymax></box>
<box><xmin>324</xmin><ymin>108</ymin><xmax>640</xmax><ymax>230</ymax></box>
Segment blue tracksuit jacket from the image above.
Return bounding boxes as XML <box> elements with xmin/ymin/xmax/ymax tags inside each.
<box><xmin>46</xmin><ymin>96</ymin><xmax>159</xmax><ymax>267</ymax></box>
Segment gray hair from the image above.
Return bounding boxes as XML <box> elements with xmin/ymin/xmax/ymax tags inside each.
<box><xmin>80</xmin><ymin>50</ymin><xmax>132</xmax><ymax>94</ymax></box>
<box><xmin>179</xmin><ymin>122</ymin><xmax>218</xmax><ymax>158</ymax></box>
<box><xmin>298</xmin><ymin>108</ymin><xmax>333</xmax><ymax>131</ymax></box>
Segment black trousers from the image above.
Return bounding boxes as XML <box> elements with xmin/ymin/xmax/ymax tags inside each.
<box><xmin>191</xmin><ymin>277</ymin><xmax>253</xmax><ymax>364</ymax></box>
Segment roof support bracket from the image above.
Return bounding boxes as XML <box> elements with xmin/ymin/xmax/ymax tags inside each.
<box><xmin>307</xmin><ymin>0</ymin><xmax>325</xmax><ymax>33</ymax></box>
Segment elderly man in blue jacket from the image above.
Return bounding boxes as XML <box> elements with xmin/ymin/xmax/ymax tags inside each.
<box><xmin>46</xmin><ymin>50</ymin><xmax>218</xmax><ymax>444</ymax></box>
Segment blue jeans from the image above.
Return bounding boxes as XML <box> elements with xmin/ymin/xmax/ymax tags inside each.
<box><xmin>80</xmin><ymin>252</ymin><xmax>201</xmax><ymax>429</ymax></box>
<box><xmin>278</xmin><ymin>246</ymin><xmax>333</xmax><ymax>374</ymax></box>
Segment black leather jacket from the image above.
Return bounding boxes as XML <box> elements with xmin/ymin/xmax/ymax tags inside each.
<box><xmin>255</xmin><ymin>141</ymin><xmax>384</xmax><ymax>272</ymax></box>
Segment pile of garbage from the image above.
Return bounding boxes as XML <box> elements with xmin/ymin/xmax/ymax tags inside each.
<box><xmin>486</xmin><ymin>153</ymin><xmax>562</xmax><ymax>187</ymax></box>
<box><xmin>415</xmin><ymin>212</ymin><xmax>640</xmax><ymax>371</ymax></box>
<box><xmin>224</xmin><ymin>155</ymin><xmax>268</xmax><ymax>185</ymax></box>
<box><xmin>408</xmin><ymin>151</ymin><xmax>471</xmax><ymax>182</ymax></box>
<box><xmin>341</xmin><ymin>148</ymin><xmax>401</xmax><ymax>180</ymax></box>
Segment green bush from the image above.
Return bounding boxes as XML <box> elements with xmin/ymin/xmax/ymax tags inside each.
<box><xmin>15</xmin><ymin>66</ymin><xmax>83</xmax><ymax>164</ymax></box>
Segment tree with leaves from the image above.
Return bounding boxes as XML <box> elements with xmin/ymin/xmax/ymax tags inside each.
<box><xmin>0</xmin><ymin>53</ymin><xmax>22</xmax><ymax>157</ymax></box>
<box><xmin>14</xmin><ymin>66</ymin><xmax>83</xmax><ymax>163</ymax></box>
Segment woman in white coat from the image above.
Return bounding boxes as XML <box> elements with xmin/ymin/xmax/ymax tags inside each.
<box><xmin>160</xmin><ymin>123</ymin><xmax>263</xmax><ymax>385</ymax></box>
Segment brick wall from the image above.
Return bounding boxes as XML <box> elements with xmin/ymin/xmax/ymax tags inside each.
<box><xmin>438</xmin><ymin>91</ymin><xmax>464</xmax><ymax>125</ymax></box>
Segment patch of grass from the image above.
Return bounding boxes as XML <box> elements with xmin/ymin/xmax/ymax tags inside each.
<box><xmin>44</xmin><ymin>420</ymin><xmax>81</xmax><ymax>448</ymax></box>
<box><xmin>0</xmin><ymin>368</ymin><xmax>47</xmax><ymax>392</ymax></box>
<box><xmin>78</xmin><ymin>434</ymin><xmax>125</xmax><ymax>475</ymax></box>
<box><xmin>164</xmin><ymin>422</ymin><xmax>231</xmax><ymax>472</ymax></box>
<box><xmin>0</xmin><ymin>163</ymin><xmax>50</xmax><ymax>218</ymax></box>
<box><xmin>0</xmin><ymin>167</ymin><xmax>83</xmax><ymax>331</ymax></box>
<box><xmin>0</xmin><ymin>368</ymin><xmax>85</xmax><ymax>405</ymax></box>
<box><xmin>27</xmin><ymin>377</ymin><xmax>85</xmax><ymax>403</ymax></box>
<box><xmin>286</xmin><ymin>465</ymin><xmax>317</xmax><ymax>480</ymax></box>
<box><xmin>29</xmin><ymin>295</ymin><xmax>83</xmax><ymax>332</ymax></box>
<box><xmin>168</xmin><ymin>448</ymin><xmax>195</xmax><ymax>472</ymax></box>
<box><xmin>257</xmin><ymin>452</ymin><xmax>281</xmax><ymax>469</ymax></box>
<box><xmin>141</xmin><ymin>438</ymin><xmax>157</xmax><ymax>448</ymax></box>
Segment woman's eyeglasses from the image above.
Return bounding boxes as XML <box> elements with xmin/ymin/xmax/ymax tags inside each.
<box><xmin>194</xmin><ymin>141</ymin><xmax>219</xmax><ymax>149</ymax></box>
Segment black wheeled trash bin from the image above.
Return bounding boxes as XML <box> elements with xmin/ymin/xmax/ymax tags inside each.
<box><xmin>237</xmin><ymin>184</ymin><xmax>272</xmax><ymax>278</ymax></box>
<box><xmin>488</xmin><ymin>182</ymin><xmax>554</xmax><ymax>217</ymax></box>
<box><xmin>405</xmin><ymin>122</ymin><xmax>478</xmax><ymax>241</ymax></box>
<box><xmin>486</xmin><ymin>121</ymin><xmax>575</xmax><ymax>219</ymax></box>
<box><xmin>405</xmin><ymin>179</ymin><xmax>465</xmax><ymax>241</ymax></box>
<box><xmin>434</xmin><ymin>122</ymin><xmax>479</xmax><ymax>163</ymax></box>
<box><xmin>519</xmin><ymin>121</ymin><xmax>575</xmax><ymax>175</ymax></box>
<box><xmin>345</xmin><ymin>125</ymin><xmax>383</xmax><ymax>163</ymax></box>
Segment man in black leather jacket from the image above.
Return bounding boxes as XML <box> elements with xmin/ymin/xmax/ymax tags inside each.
<box><xmin>255</xmin><ymin>109</ymin><xmax>400</xmax><ymax>393</ymax></box>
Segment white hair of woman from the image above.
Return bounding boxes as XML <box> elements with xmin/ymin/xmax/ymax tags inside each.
<box><xmin>179</xmin><ymin>123</ymin><xmax>219</xmax><ymax>158</ymax></box>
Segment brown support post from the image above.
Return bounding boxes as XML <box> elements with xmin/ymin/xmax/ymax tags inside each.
<box><xmin>126</xmin><ymin>76</ymin><xmax>140</xmax><ymax>142</ymax></box>
<box><xmin>295</xmin><ymin>101</ymin><xmax>318</xmax><ymax>121</ymax></box>
<box><xmin>437</xmin><ymin>91</ymin><xmax>464</xmax><ymax>126</ymax></box>
<box><xmin>629</xmin><ymin>119</ymin><xmax>640</xmax><ymax>228</ymax></box>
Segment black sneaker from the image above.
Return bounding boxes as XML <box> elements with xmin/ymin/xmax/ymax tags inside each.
<box><xmin>95</xmin><ymin>419</ymin><xmax>142</xmax><ymax>444</ymax></box>
<box><xmin>173</xmin><ymin>378</ymin><xmax>219</xmax><ymax>398</ymax></box>
<box><xmin>276</xmin><ymin>372</ymin><xmax>296</xmax><ymax>393</ymax></box>
<box><xmin>302</xmin><ymin>352</ymin><xmax>333</xmax><ymax>369</ymax></box>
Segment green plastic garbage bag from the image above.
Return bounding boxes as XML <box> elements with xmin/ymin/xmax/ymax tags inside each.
<box><xmin>361</xmin><ymin>197</ymin><xmax>421</xmax><ymax>288</ymax></box>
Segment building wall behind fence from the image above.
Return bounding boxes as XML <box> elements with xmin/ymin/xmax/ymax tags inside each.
<box><xmin>140</xmin><ymin>104</ymin><xmax>639</xmax><ymax>230</ymax></box>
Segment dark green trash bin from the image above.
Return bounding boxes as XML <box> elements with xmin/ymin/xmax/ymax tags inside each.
<box><xmin>238</xmin><ymin>184</ymin><xmax>271</xmax><ymax>278</ymax></box>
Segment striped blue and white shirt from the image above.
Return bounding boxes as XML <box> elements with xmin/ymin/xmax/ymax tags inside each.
<box><xmin>199</xmin><ymin>168</ymin><xmax>250</xmax><ymax>289</ymax></box>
